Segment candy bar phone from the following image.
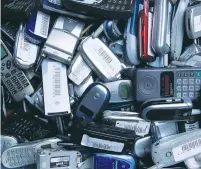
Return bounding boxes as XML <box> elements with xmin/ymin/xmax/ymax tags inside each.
<box><xmin>94</xmin><ymin>154</ymin><xmax>137</xmax><ymax>169</ymax></box>
<box><xmin>42</xmin><ymin>59</ymin><xmax>71</xmax><ymax>116</ymax></box>
<box><xmin>14</xmin><ymin>24</ymin><xmax>39</xmax><ymax>69</ymax></box>
<box><xmin>1</xmin><ymin>0</ymin><xmax>38</xmax><ymax>20</ymax></box>
<box><xmin>151</xmin><ymin>0</ymin><xmax>171</xmax><ymax>55</ymax></box>
<box><xmin>41</xmin><ymin>0</ymin><xmax>95</xmax><ymax>20</ymax></box>
<box><xmin>138</xmin><ymin>8</ymin><xmax>155</xmax><ymax>62</ymax></box>
<box><xmin>171</xmin><ymin>0</ymin><xmax>190</xmax><ymax>60</ymax></box>
<box><xmin>37</xmin><ymin>149</ymin><xmax>82</xmax><ymax>169</ymax></box>
<box><xmin>103</xmin><ymin>80</ymin><xmax>134</xmax><ymax>103</ymax></box>
<box><xmin>42</xmin><ymin>16</ymin><xmax>85</xmax><ymax>65</ymax></box>
<box><xmin>72</xmin><ymin>122</ymin><xmax>136</xmax><ymax>153</ymax></box>
<box><xmin>2</xmin><ymin>138</ymin><xmax>62</xmax><ymax>168</ymax></box>
<box><xmin>25</xmin><ymin>10</ymin><xmax>50</xmax><ymax>44</ymax></box>
<box><xmin>185</xmin><ymin>3</ymin><xmax>201</xmax><ymax>39</ymax></box>
<box><xmin>74</xmin><ymin>83</ymin><xmax>110</xmax><ymax>122</ymax></box>
<box><xmin>134</xmin><ymin>68</ymin><xmax>201</xmax><ymax>102</ymax></box>
<box><xmin>80</xmin><ymin>36</ymin><xmax>123</xmax><ymax>82</ymax></box>
<box><xmin>1</xmin><ymin>39</ymin><xmax>34</xmax><ymax>102</ymax></box>
<box><xmin>151</xmin><ymin>129</ymin><xmax>201</xmax><ymax>168</ymax></box>
<box><xmin>63</xmin><ymin>0</ymin><xmax>134</xmax><ymax>19</ymax></box>
<box><xmin>125</xmin><ymin>0</ymin><xmax>141</xmax><ymax>65</ymax></box>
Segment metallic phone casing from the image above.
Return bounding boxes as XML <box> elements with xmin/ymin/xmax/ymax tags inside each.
<box><xmin>151</xmin><ymin>129</ymin><xmax>201</xmax><ymax>168</ymax></box>
<box><xmin>185</xmin><ymin>3</ymin><xmax>201</xmax><ymax>39</ymax></box>
<box><xmin>80</xmin><ymin>37</ymin><xmax>122</xmax><ymax>82</ymax></box>
<box><xmin>37</xmin><ymin>149</ymin><xmax>82</xmax><ymax>169</ymax></box>
<box><xmin>43</xmin><ymin>16</ymin><xmax>85</xmax><ymax>65</ymax></box>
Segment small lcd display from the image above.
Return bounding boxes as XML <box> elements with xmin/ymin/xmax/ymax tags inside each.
<box><xmin>160</xmin><ymin>72</ymin><xmax>174</xmax><ymax>97</ymax></box>
<box><xmin>1</xmin><ymin>45</ymin><xmax>8</xmax><ymax>60</ymax></box>
<box><xmin>120</xmin><ymin>85</ymin><xmax>129</xmax><ymax>99</ymax></box>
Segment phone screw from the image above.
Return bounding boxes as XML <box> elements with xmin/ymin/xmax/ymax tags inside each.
<box><xmin>166</xmin><ymin>152</ymin><xmax>172</xmax><ymax>157</ymax></box>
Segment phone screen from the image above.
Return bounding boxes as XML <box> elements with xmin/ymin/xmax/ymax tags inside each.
<box><xmin>1</xmin><ymin>45</ymin><xmax>8</xmax><ymax>60</ymax></box>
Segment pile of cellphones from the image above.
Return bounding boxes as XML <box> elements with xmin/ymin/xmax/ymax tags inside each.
<box><xmin>1</xmin><ymin>0</ymin><xmax>201</xmax><ymax>169</ymax></box>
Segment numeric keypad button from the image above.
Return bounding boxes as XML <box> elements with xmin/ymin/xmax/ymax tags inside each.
<box><xmin>195</xmin><ymin>92</ymin><xmax>200</xmax><ymax>97</ymax></box>
<box><xmin>189</xmin><ymin>79</ymin><xmax>194</xmax><ymax>85</ymax></box>
<box><xmin>196</xmin><ymin>79</ymin><xmax>201</xmax><ymax>84</ymax></box>
<box><xmin>189</xmin><ymin>85</ymin><xmax>194</xmax><ymax>91</ymax></box>
<box><xmin>6</xmin><ymin>60</ymin><xmax>12</xmax><ymax>70</ymax></box>
<box><xmin>177</xmin><ymin>79</ymin><xmax>182</xmax><ymax>85</ymax></box>
<box><xmin>183</xmin><ymin>79</ymin><xmax>188</xmax><ymax>85</ymax></box>
<box><xmin>176</xmin><ymin>93</ymin><xmax>181</xmax><ymax>97</ymax></box>
<box><xmin>189</xmin><ymin>92</ymin><xmax>194</xmax><ymax>98</ymax></box>
<box><xmin>190</xmin><ymin>72</ymin><xmax>194</xmax><ymax>77</ymax></box>
<box><xmin>183</xmin><ymin>72</ymin><xmax>189</xmax><ymax>77</ymax></box>
<box><xmin>177</xmin><ymin>72</ymin><xmax>181</xmax><ymax>77</ymax></box>
<box><xmin>183</xmin><ymin>92</ymin><xmax>188</xmax><ymax>97</ymax></box>
<box><xmin>183</xmin><ymin>86</ymin><xmax>188</xmax><ymax>91</ymax></box>
<box><xmin>177</xmin><ymin>86</ymin><xmax>181</xmax><ymax>91</ymax></box>
<box><xmin>5</xmin><ymin>73</ymin><xmax>11</xmax><ymax>78</ymax></box>
<box><xmin>195</xmin><ymin>85</ymin><xmax>200</xmax><ymax>91</ymax></box>
<box><xmin>121</xmin><ymin>5</ymin><xmax>125</xmax><ymax>10</ymax></box>
<box><xmin>11</xmin><ymin>69</ymin><xmax>17</xmax><ymax>75</ymax></box>
<box><xmin>17</xmin><ymin>72</ymin><xmax>23</xmax><ymax>77</ymax></box>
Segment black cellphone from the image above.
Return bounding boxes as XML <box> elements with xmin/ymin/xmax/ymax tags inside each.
<box><xmin>2</xmin><ymin>0</ymin><xmax>39</xmax><ymax>20</ymax></box>
<box><xmin>2</xmin><ymin>111</ymin><xmax>57</xmax><ymax>141</ymax></box>
<box><xmin>72</xmin><ymin>122</ymin><xmax>136</xmax><ymax>153</ymax></box>
<box><xmin>63</xmin><ymin>0</ymin><xmax>134</xmax><ymax>19</ymax></box>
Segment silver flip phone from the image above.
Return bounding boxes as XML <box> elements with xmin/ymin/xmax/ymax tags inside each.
<box><xmin>170</xmin><ymin>0</ymin><xmax>190</xmax><ymax>60</ymax></box>
<box><xmin>80</xmin><ymin>36</ymin><xmax>123</xmax><ymax>82</ymax></box>
<box><xmin>14</xmin><ymin>23</ymin><xmax>39</xmax><ymax>69</ymax></box>
<box><xmin>152</xmin><ymin>0</ymin><xmax>172</xmax><ymax>55</ymax></box>
<box><xmin>68</xmin><ymin>53</ymin><xmax>92</xmax><ymax>85</ymax></box>
<box><xmin>42</xmin><ymin>59</ymin><xmax>71</xmax><ymax>116</ymax></box>
<box><xmin>74</xmin><ymin>75</ymin><xmax>94</xmax><ymax>97</ymax></box>
<box><xmin>103</xmin><ymin>80</ymin><xmax>134</xmax><ymax>103</ymax></box>
<box><xmin>185</xmin><ymin>3</ymin><xmax>201</xmax><ymax>39</ymax></box>
<box><xmin>1</xmin><ymin>39</ymin><xmax>34</xmax><ymax>102</ymax></box>
<box><xmin>2</xmin><ymin>137</ymin><xmax>62</xmax><ymax>168</ymax></box>
<box><xmin>37</xmin><ymin>149</ymin><xmax>82</xmax><ymax>169</ymax></box>
<box><xmin>42</xmin><ymin>16</ymin><xmax>85</xmax><ymax>65</ymax></box>
<box><xmin>151</xmin><ymin>129</ymin><xmax>201</xmax><ymax>168</ymax></box>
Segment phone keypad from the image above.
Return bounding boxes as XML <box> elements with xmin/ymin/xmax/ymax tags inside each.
<box><xmin>101</xmin><ymin>0</ymin><xmax>131</xmax><ymax>11</ymax></box>
<box><xmin>176</xmin><ymin>71</ymin><xmax>201</xmax><ymax>99</ymax></box>
<box><xmin>1</xmin><ymin>56</ymin><xmax>34</xmax><ymax>101</ymax></box>
<box><xmin>3</xmin><ymin>147</ymin><xmax>36</xmax><ymax>168</ymax></box>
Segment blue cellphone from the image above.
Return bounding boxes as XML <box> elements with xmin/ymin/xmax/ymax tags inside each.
<box><xmin>74</xmin><ymin>83</ymin><xmax>110</xmax><ymax>122</ymax></box>
<box><xmin>25</xmin><ymin>10</ymin><xmax>50</xmax><ymax>44</ymax></box>
<box><xmin>125</xmin><ymin>0</ymin><xmax>141</xmax><ymax>65</ymax></box>
<box><xmin>94</xmin><ymin>153</ymin><xmax>137</xmax><ymax>169</ymax></box>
